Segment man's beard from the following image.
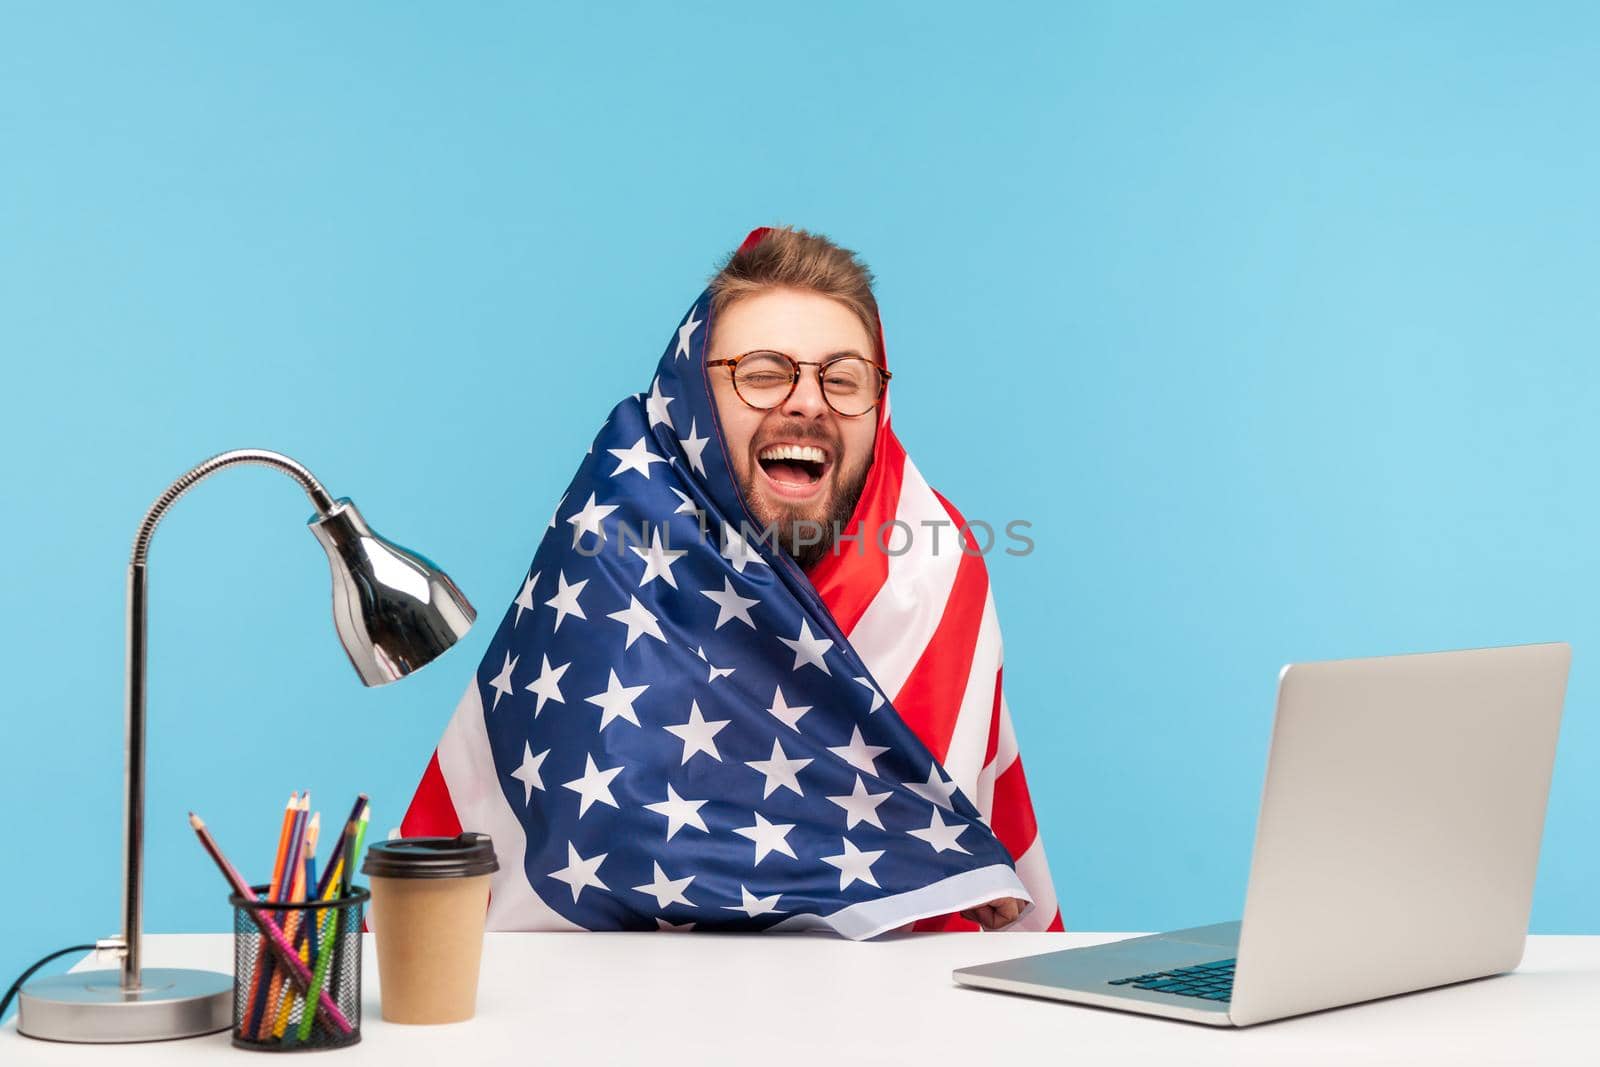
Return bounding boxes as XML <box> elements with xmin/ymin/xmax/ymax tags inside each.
<box><xmin>743</xmin><ymin>458</ymin><xmax>871</xmax><ymax>571</ymax></box>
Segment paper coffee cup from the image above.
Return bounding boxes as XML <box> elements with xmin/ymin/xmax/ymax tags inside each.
<box><xmin>363</xmin><ymin>833</ymin><xmax>498</xmax><ymax>1024</ymax></box>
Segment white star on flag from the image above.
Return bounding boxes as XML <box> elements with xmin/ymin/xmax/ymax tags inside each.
<box><xmin>905</xmin><ymin>763</ymin><xmax>959</xmax><ymax>811</ymax></box>
<box><xmin>632</xmin><ymin>861</ymin><xmax>695</xmax><ymax>909</ymax></box>
<box><xmin>732</xmin><ymin>811</ymin><xmax>798</xmax><ymax>865</ymax></box>
<box><xmin>544</xmin><ymin>570</ymin><xmax>589</xmax><ymax>631</ymax></box>
<box><xmin>906</xmin><ymin>807</ymin><xmax>970</xmax><ymax>854</ymax></box>
<box><xmin>584</xmin><ymin>669</ymin><xmax>648</xmax><ymax>730</ymax></box>
<box><xmin>645</xmin><ymin>376</ymin><xmax>675</xmax><ymax>430</ymax></box>
<box><xmin>827</xmin><ymin>774</ymin><xmax>892</xmax><ymax>830</ymax></box>
<box><xmin>694</xmin><ymin>646</ymin><xmax>734</xmax><ymax>682</ymax></box>
<box><xmin>607</xmin><ymin>595</ymin><xmax>667</xmax><ymax>648</ymax></box>
<box><xmin>745</xmin><ymin>737</ymin><xmax>812</xmax><ymax>799</ymax></box>
<box><xmin>679</xmin><ymin>418</ymin><xmax>710</xmax><ymax>476</ymax></box>
<box><xmin>701</xmin><ymin>576</ymin><xmax>760</xmax><ymax>629</ymax></box>
<box><xmin>669</xmin><ymin>487</ymin><xmax>702</xmax><ymax>519</ymax></box>
<box><xmin>513</xmin><ymin>570</ymin><xmax>539</xmax><ymax>626</ymax></box>
<box><xmin>827</xmin><ymin>726</ymin><xmax>890</xmax><ymax>776</ymax></box>
<box><xmin>508</xmin><ymin>742</ymin><xmax>548</xmax><ymax>804</ymax></box>
<box><xmin>607</xmin><ymin>436</ymin><xmax>668</xmax><ymax>480</ymax></box>
<box><xmin>663</xmin><ymin>700</ymin><xmax>731</xmax><ymax>764</ymax></box>
<box><xmin>675</xmin><ymin>306</ymin><xmax>702</xmax><ymax>360</ymax></box>
<box><xmin>643</xmin><ymin>784</ymin><xmax>709</xmax><ymax>840</ymax></box>
<box><xmin>821</xmin><ymin>838</ymin><xmax>886</xmax><ymax>890</ymax></box>
<box><xmin>562</xmin><ymin>754</ymin><xmax>623</xmax><ymax>816</ymax></box>
<box><xmin>720</xmin><ymin>522</ymin><xmax>769</xmax><ymax>573</ymax></box>
<box><xmin>629</xmin><ymin>527</ymin><xmax>687</xmax><ymax>588</ymax></box>
<box><xmin>523</xmin><ymin>654</ymin><xmax>570</xmax><ymax>716</ymax></box>
<box><xmin>486</xmin><ymin>651</ymin><xmax>518</xmax><ymax>711</ymax></box>
<box><xmin>656</xmin><ymin>918</ymin><xmax>695</xmax><ymax>932</ymax></box>
<box><xmin>779</xmin><ymin>618</ymin><xmax>833</xmax><ymax>675</ymax></box>
<box><xmin>853</xmin><ymin>675</ymin><xmax>885</xmax><ymax>713</ymax></box>
<box><xmin>724</xmin><ymin>885</ymin><xmax>784</xmax><ymax>918</ymax></box>
<box><xmin>765</xmin><ymin>686</ymin><xmax>812</xmax><ymax>732</ymax></box>
<box><xmin>567</xmin><ymin>493</ymin><xmax>618</xmax><ymax>544</ymax></box>
<box><xmin>549</xmin><ymin>842</ymin><xmax>608</xmax><ymax>902</ymax></box>
<box><xmin>548</xmin><ymin>492</ymin><xmax>567</xmax><ymax>529</ymax></box>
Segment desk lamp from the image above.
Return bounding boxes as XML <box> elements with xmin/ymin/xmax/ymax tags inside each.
<box><xmin>16</xmin><ymin>448</ymin><xmax>475</xmax><ymax>1042</ymax></box>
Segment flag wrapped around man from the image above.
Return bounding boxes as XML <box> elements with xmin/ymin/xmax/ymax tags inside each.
<box><xmin>401</xmin><ymin>228</ymin><xmax>1061</xmax><ymax>937</ymax></box>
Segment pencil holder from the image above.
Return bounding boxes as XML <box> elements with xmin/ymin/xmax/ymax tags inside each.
<box><xmin>229</xmin><ymin>884</ymin><xmax>369</xmax><ymax>1051</ymax></box>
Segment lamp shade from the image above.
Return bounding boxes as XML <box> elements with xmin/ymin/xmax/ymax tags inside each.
<box><xmin>309</xmin><ymin>498</ymin><xmax>476</xmax><ymax>685</ymax></box>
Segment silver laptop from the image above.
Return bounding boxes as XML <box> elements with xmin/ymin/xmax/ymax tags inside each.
<box><xmin>953</xmin><ymin>642</ymin><xmax>1571</xmax><ymax>1026</ymax></box>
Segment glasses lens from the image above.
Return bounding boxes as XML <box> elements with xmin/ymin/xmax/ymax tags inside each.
<box><xmin>820</xmin><ymin>357</ymin><xmax>882</xmax><ymax>416</ymax></box>
<box><xmin>733</xmin><ymin>352</ymin><xmax>796</xmax><ymax>408</ymax></box>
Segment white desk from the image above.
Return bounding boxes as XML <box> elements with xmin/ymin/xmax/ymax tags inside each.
<box><xmin>5</xmin><ymin>932</ymin><xmax>1597</xmax><ymax>1065</ymax></box>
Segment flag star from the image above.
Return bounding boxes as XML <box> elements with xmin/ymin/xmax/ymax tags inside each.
<box><xmin>745</xmin><ymin>737</ymin><xmax>812</xmax><ymax>799</ymax></box>
<box><xmin>906</xmin><ymin>807</ymin><xmax>971</xmax><ymax>854</ymax></box>
<box><xmin>562</xmin><ymin>754</ymin><xmax>623</xmax><ymax>817</ymax></box>
<box><xmin>854</xmin><ymin>675</ymin><xmax>885</xmax><ymax>713</ymax></box>
<box><xmin>905</xmin><ymin>764</ymin><xmax>959</xmax><ymax>811</ymax></box>
<box><xmin>724</xmin><ymin>885</ymin><xmax>784</xmax><ymax>918</ymax></box>
<box><xmin>694</xmin><ymin>646</ymin><xmax>735</xmax><ymax>682</ymax></box>
<box><xmin>567</xmin><ymin>493</ymin><xmax>618</xmax><ymax>545</ymax></box>
<box><xmin>486</xmin><ymin>651</ymin><xmax>518</xmax><ymax>711</ymax></box>
<box><xmin>821</xmin><ymin>837</ymin><xmax>887</xmax><ymax>891</ymax></box>
<box><xmin>629</xmin><ymin>527</ymin><xmax>687</xmax><ymax>589</ymax></box>
<box><xmin>827</xmin><ymin>774</ymin><xmax>893</xmax><ymax>830</ymax></box>
<box><xmin>549</xmin><ymin>842</ymin><xmax>608</xmax><ymax>903</ymax></box>
<box><xmin>656</xmin><ymin>918</ymin><xmax>695</xmax><ymax>932</ymax></box>
<box><xmin>513</xmin><ymin>570</ymin><xmax>540</xmax><ymax>626</ymax></box>
<box><xmin>732</xmin><ymin>811</ymin><xmax>798</xmax><ymax>865</ymax></box>
<box><xmin>523</xmin><ymin>654</ymin><xmax>570</xmax><ymax>716</ymax></box>
<box><xmin>607</xmin><ymin>595</ymin><xmax>667</xmax><ymax>648</ymax></box>
<box><xmin>608</xmin><ymin>436</ymin><xmax>668</xmax><ymax>480</ymax></box>
<box><xmin>632</xmin><ymin>861</ymin><xmax>695</xmax><ymax>909</ymax></box>
<box><xmin>544</xmin><ymin>570</ymin><xmax>589</xmax><ymax>631</ymax></box>
<box><xmin>669</xmin><ymin>487</ymin><xmax>702</xmax><ymax>519</ymax></box>
<box><xmin>663</xmin><ymin>700</ymin><xmax>731</xmax><ymax>764</ymax></box>
<box><xmin>779</xmin><ymin>618</ymin><xmax>833</xmax><ymax>675</ymax></box>
<box><xmin>508</xmin><ymin>742</ymin><xmax>549</xmax><ymax>804</ymax></box>
<box><xmin>765</xmin><ymin>686</ymin><xmax>812</xmax><ymax>732</ymax></box>
<box><xmin>644</xmin><ymin>784</ymin><xmax>709</xmax><ymax>840</ymax></box>
<box><xmin>645</xmin><ymin>376</ymin><xmax>676</xmax><ymax>430</ymax></box>
<box><xmin>675</xmin><ymin>306</ymin><xmax>703</xmax><ymax>360</ymax></box>
<box><xmin>584</xmin><ymin>669</ymin><xmax>649</xmax><ymax>730</ymax></box>
<box><xmin>679</xmin><ymin>418</ymin><xmax>710</xmax><ymax>476</ymax></box>
<box><xmin>701</xmin><ymin>576</ymin><xmax>760</xmax><ymax>630</ymax></box>
<box><xmin>827</xmin><ymin>726</ymin><xmax>890</xmax><ymax>777</ymax></box>
<box><xmin>547</xmin><ymin>492</ymin><xmax>567</xmax><ymax>530</ymax></box>
<box><xmin>720</xmin><ymin>522</ymin><xmax>769</xmax><ymax>573</ymax></box>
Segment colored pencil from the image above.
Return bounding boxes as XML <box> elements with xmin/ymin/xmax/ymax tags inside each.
<box><xmin>241</xmin><ymin>793</ymin><xmax>297</xmax><ymax>1036</ymax></box>
<box><xmin>294</xmin><ymin>797</ymin><xmax>369</xmax><ymax>1043</ymax></box>
<box><xmin>187</xmin><ymin>813</ymin><xmax>353</xmax><ymax>1035</ymax></box>
<box><xmin>251</xmin><ymin>793</ymin><xmax>310</xmax><ymax>1038</ymax></box>
<box><xmin>270</xmin><ymin>813</ymin><xmax>319</xmax><ymax>1038</ymax></box>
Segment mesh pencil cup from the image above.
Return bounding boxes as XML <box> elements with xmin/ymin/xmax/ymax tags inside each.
<box><xmin>229</xmin><ymin>884</ymin><xmax>369</xmax><ymax>1051</ymax></box>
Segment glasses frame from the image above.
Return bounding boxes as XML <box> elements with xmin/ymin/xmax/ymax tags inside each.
<box><xmin>706</xmin><ymin>350</ymin><xmax>892</xmax><ymax>417</ymax></box>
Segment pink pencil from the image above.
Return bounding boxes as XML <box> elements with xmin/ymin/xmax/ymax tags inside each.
<box><xmin>188</xmin><ymin>812</ymin><xmax>353</xmax><ymax>1035</ymax></box>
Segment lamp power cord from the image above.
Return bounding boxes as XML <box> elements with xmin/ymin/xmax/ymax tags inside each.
<box><xmin>1</xmin><ymin>943</ymin><xmax>109</xmax><ymax>1022</ymax></box>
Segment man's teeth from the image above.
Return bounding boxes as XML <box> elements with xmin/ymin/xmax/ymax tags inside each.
<box><xmin>759</xmin><ymin>444</ymin><xmax>826</xmax><ymax>464</ymax></box>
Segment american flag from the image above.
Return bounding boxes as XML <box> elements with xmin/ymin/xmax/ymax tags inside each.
<box><xmin>402</xmin><ymin>230</ymin><xmax>1061</xmax><ymax>937</ymax></box>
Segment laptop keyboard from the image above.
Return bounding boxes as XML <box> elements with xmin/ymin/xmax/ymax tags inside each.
<box><xmin>1108</xmin><ymin>957</ymin><xmax>1235</xmax><ymax>1001</ymax></box>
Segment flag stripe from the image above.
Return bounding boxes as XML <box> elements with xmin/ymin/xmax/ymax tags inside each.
<box><xmin>805</xmin><ymin>430</ymin><xmax>907</xmax><ymax>635</ymax></box>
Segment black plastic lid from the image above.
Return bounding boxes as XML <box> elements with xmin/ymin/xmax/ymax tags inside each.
<box><xmin>362</xmin><ymin>832</ymin><xmax>499</xmax><ymax>879</ymax></box>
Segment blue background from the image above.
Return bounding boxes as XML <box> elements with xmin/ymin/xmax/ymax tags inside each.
<box><xmin>3</xmin><ymin>2</ymin><xmax>1596</xmax><ymax>999</ymax></box>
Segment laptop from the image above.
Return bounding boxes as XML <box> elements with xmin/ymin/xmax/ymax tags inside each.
<box><xmin>953</xmin><ymin>642</ymin><xmax>1571</xmax><ymax>1027</ymax></box>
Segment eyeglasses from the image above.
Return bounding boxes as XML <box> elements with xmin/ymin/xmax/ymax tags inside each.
<box><xmin>706</xmin><ymin>350</ymin><xmax>891</xmax><ymax>418</ymax></box>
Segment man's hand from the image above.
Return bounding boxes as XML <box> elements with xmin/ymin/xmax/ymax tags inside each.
<box><xmin>961</xmin><ymin>897</ymin><xmax>1026</xmax><ymax>930</ymax></box>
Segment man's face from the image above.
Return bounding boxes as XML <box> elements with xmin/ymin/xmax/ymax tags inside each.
<box><xmin>706</xmin><ymin>287</ymin><xmax>881</xmax><ymax>568</ymax></box>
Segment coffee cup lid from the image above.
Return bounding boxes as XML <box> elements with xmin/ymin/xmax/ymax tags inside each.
<box><xmin>362</xmin><ymin>832</ymin><xmax>500</xmax><ymax>879</ymax></box>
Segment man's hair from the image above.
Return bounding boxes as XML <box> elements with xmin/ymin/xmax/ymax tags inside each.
<box><xmin>708</xmin><ymin>225</ymin><xmax>882</xmax><ymax>361</ymax></box>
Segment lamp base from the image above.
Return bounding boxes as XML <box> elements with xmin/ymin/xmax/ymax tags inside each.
<box><xmin>16</xmin><ymin>968</ymin><xmax>232</xmax><ymax>1043</ymax></box>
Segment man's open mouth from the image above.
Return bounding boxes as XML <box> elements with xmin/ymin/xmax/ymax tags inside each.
<box><xmin>757</xmin><ymin>443</ymin><xmax>830</xmax><ymax>488</ymax></box>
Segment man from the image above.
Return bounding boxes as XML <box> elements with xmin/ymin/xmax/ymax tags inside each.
<box><xmin>402</xmin><ymin>225</ymin><xmax>1060</xmax><ymax>936</ymax></box>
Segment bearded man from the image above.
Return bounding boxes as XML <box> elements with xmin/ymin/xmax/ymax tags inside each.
<box><xmin>401</xmin><ymin>225</ymin><xmax>1060</xmax><ymax>936</ymax></box>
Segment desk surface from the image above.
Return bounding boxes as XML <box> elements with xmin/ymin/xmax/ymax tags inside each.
<box><xmin>5</xmin><ymin>932</ymin><xmax>1597</xmax><ymax>1065</ymax></box>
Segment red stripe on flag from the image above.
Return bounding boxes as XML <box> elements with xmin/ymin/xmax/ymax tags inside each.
<box><xmin>400</xmin><ymin>750</ymin><xmax>462</xmax><ymax>838</ymax></box>
<box><xmin>806</xmin><ymin>429</ymin><xmax>908</xmax><ymax>635</ymax></box>
<box><xmin>1046</xmin><ymin>908</ymin><xmax>1065</xmax><ymax>932</ymax></box>
<box><xmin>983</xmin><ymin>666</ymin><xmax>1004</xmax><ymax>770</ymax></box>
<box><xmin>886</xmin><ymin>493</ymin><xmax>989</xmax><ymax>764</ymax></box>
<box><xmin>989</xmin><ymin>757</ymin><xmax>1041</xmax><ymax>860</ymax></box>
